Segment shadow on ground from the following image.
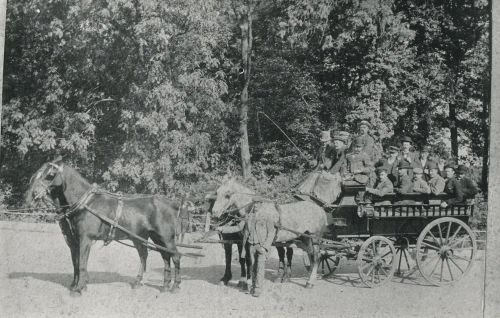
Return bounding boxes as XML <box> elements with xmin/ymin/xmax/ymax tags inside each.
<box><xmin>8</xmin><ymin>271</ymin><xmax>134</xmax><ymax>289</ymax></box>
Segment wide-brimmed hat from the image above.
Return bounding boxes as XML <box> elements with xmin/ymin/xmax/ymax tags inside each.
<box><xmin>388</xmin><ymin>146</ymin><xmax>399</xmax><ymax>153</ymax></box>
<box><xmin>320</xmin><ymin>130</ymin><xmax>331</xmax><ymax>142</ymax></box>
<box><xmin>358</xmin><ymin>120</ymin><xmax>371</xmax><ymax>128</ymax></box>
<box><xmin>398</xmin><ymin>160</ymin><xmax>411</xmax><ymax>169</ymax></box>
<box><xmin>400</xmin><ymin>136</ymin><xmax>412</xmax><ymax>143</ymax></box>
<box><xmin>413</xmin><ymin>167</ymin><xmax>423</xmax><ymax>174</ymax></box>
<box><xmin>456</xmin><ymin>164</ymin><xmax>468</xmax><ymax>174</ymax></box>
<box><xmin>444</xmin><ymin>164</ymin><xmax>456</xmax><ymax>171</ymax></box>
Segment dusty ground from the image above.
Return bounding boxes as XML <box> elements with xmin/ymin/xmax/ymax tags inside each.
<box><xmin>0</xmin><ymin>221</ymin><xmax>485</xmax><ymax>318</ymax></box>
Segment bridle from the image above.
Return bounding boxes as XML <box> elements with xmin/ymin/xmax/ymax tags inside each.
<box><xmin>212</xmin><ymin>190</ymin><xmax>259</xmax><ymax>220</ymax></box>
<box><xmin>32</xmin><ymin>162</ymin><xmax>65</xmax><ymax>201</ymax></box>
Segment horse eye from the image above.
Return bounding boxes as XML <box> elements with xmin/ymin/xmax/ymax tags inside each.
<box><xmin>225</xmin><ymin>193</ymin><xmax>231</xmax><ymax>199</ymax></box>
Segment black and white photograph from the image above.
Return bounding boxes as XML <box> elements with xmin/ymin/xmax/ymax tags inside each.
<box><xmin>0</xmin><ymin>0</ymin><xmax>497</xmax><ymax>317</ymax></box>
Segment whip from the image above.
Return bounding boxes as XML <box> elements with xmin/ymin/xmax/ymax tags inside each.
<box><xmin>256</xmin><ymin>111</ymin><xmax>309</xmax><ymax>161</ymax></box>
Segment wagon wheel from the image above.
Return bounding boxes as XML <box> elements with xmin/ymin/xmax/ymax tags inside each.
<box><xmin>394</xmin><ymin>237</ymin><xmax>416</xmax><ymax>276</ymax></box>
<box><xmin>416</xmin><ymin>217</ymin><xmax>476</xmax><ymax>286</ymax></box>
<box><xmin>357</xmin><ymin>236</ymin><xmax>397</xmax><ymax>288</ymax></box>
<box><xmin>319</xmin><ymin>252</ymin><xmax>340</xmax><ymax>278</ymax></box>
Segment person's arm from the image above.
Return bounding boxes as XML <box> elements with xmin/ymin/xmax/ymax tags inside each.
<box><xmin>217</xmin><ymin>219</ymin><xmax>245</xmax><ymax>234</ymax></box>
<box><xmin>467</xmin><ymin>179</ymin><xmax>479</xmax><ymax>197</ymax></box>
<box><xmin>447</xmin><ymin>179</ymin><xmax>464</xmax><ymax>205</ymax></box>
<box><xmin>371</xmin><ymin>181</ymin><xmax>393</xmax><ymax>197</ymax></box>
<box><xmin>263</xmin><ymin>218</ymin><xmax>276</xmax><ymax>252</ymax></box>
<box><xmin>429</xmin><ymin>178</ymin><xmax>445</xmax><ymax>195</ymax></box>
<box><xmin>414</xmin><ymin>180</ymin><xmax>430</xmax><ymax>194</ymax></box>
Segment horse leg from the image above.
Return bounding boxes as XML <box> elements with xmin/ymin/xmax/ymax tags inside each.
<box><xmin>305</xmin><ymin>241</ymin><xmax>320</xmax><ymax>289</ymax></box>
<box><xmin>160</xmin><ymin>240</ymin><xmax>181</xmax><ymax>293</ymax></box>
<box><xmin>282</xmin><ymin>247</ymin><xmax>294</xmax><ymax>283</ymax></box>
<box><xmin>131</xmin><ymin>240</ymin><xmax>148</xmax><ymax>289</ymax></box>
<box><xmin>236</xmin><ymin>242</ymin><xmax>248</xmax><ymax>289</ymax></box>
<box><xmin>245</xmin><ymin>242</ymin><xmax>252</xmax><ymax>289</ymax></box>
<box><xmin>72</xmin><ymin>235</ymin><xmax>92</xmax><ymax>296</ymax></box>
<box><xmin>219</xmin><ymin>243</ymin><xmax>232</xmax><ymax>285</ymax></box>
<box><xmin>58</xmin><ymin>219</ymin><xmax>79</xmax><ymax>290</ymax></box>
<box><xmin>274</xmin><ymin>246</ymin><xmax>285</xmax><ymax>283</ymax></box>
<box><xmin>159</xmin><ymin>251</ymin><xmax>172</xmax><ymax>293</ymax></box>
<box><xmin>170</xmin><ymin>249</ymin><xmax>181</xmax><ymax>293</ymax></box>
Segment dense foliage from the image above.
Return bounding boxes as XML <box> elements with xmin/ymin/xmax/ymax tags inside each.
<box><xmin>0</xmin><ymin>0</ymin><xmax>490</xmax><ymax>206</ymax></box>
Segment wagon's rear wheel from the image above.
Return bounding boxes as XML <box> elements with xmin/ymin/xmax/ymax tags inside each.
<box><xmin>319</xmin><ymin>252</ymin><xmax>340</xmax><ymax>278</ymax></box>
<box><xmin>357</xmin><ymin>236</ymin><xmax>397</xmax><ymax>288</ymax></box>
<box><xmin>416</xmin><ymin>217</ymin><xmax>476</xmax><ymax>286</ymax></box>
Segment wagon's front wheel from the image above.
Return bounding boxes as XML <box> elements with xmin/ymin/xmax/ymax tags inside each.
<box><xmin>416</xmin><ymin>217</ymin><xmax>476</xmax><ymax>286</ymax></box>
<box><xmin>319</xmin><ymin>251</ymin><xmax>340</xmax><ymax>278</ymax></box>
<box><xmin>357</xmin><ymin>236</ymin><xmax>397</xmax><ymax>288</ymax></box>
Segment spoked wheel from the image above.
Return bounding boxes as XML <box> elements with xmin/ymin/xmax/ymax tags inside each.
<box><xmin>319</xmin><ymin>252</ymin><xmax>340</xmax><ymax>278</ymax></box>
<box><xmin>394</xmin><ymin>237</ymin><xmax>416</xmax><ymax>276</ymax></box>
<box><xmin>416</xmin><ymin>217</ymin><xmax>477</xmax><ymax>286</ymax></box>
<box><xmin>357</xmin><ymin>236</ymin><xmax>397</xmax><ymax>288</ymax></box>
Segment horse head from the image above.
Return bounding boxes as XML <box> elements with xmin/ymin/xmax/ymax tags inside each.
<box><xmin>25</xmin><ymin>157</ymin><xmax>66</xmax><ymax>208</ymax></box>
<box><xmin>211</xmin><ymin>177</ymin><xmax>255</xmax><ymax>219</ymax></box>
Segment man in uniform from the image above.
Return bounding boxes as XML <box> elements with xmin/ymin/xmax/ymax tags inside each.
<box><xmin>442</xmin><ymin>164</ymin><xmax>463</xmax><ymax>207</ymax></box>
<box><xmin>351</xmin><ymin>120</ymin><xmax>376</xmax><ymax>161</ymax></box>
<box><xmin>415</xmin><ymin>146</ymin><xmax>433</xmax><ymax>181</ymax></box>
<box><xmin>343</xmin><ymin>138</ymin><xmax>374</xmax><ymax>186</ymax></box>
<box><xmin>456</xmin><ymin>165</ymin><xmax>479</xmax><ymax>199</ymax></box>
<box><xmin>365</xmin><ymin>167</ymin><xmax>394</xmax><ymax>200</ymax></box>
<box><xmin>216</xmin><ymin>204</ymin><xmax>276</xmax><ymax>297</ymax></box>
<box><xmin>394</xmin><ymin>160</ymin><xmax>413</xmax><ymax>194</ymax></box>
<box><xmin>427</xmin><ymin>161</ymin><xmax>446</xmax><ymax>205</ymax></box>
<box><xmin>377</xmin><ymin>145</ymin><xmax>399</xmax><ymax>184</ymax></box>
<box><xmin>398</xmin><ymin>136</ymin><xmax>419</xmax><ymax>180</ymax></box>
<box><xmin>411</xmin><ymin>168</ymin><xmax>430</xmax><ymax>194</ymax></box>
<box><xmin>330</xmin><ymin>132</ymin><xmax>348</xmax><ymax>173</ymax></box>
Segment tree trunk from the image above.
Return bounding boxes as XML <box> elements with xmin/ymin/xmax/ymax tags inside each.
<box><xmin>239</xmin><ymin>8</ymin><xmax>252</xmax><ymax>179</ymax></box>
<box><xmin>449</xmin><ymin>103</ymin><xmax>458</xmax><ymax>162</ymax></box>
<box><xmin>0</xmin><ymin>0</ymin><xmax>7</xmax><ymax>173</ymax></box>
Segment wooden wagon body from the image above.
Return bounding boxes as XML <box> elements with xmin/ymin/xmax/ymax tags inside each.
<box><xmin>318</xmin><ymin>184</ymin><xmax>477</xmax><ymax>288</ymax></box>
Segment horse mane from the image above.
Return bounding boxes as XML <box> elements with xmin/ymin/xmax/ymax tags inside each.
<box><xmin>61</xmin><ymin>164</ymin><xmax>92</xmax><ymax>191</ymax></box>
<box><xmin>225</xmin><ymin>178</ymin><xmax>256</xmax><ymax>195</ymax></box>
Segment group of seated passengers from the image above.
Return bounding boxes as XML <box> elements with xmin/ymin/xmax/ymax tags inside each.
<box><xmin>305</xmin><ymin>120</ymin><xmax>479</xmax><ymax>207</ymax></box>
<box><xmin>366</xmin><ymin>162</ymin><xmax>478</xmax><ymax>208</ymax></box>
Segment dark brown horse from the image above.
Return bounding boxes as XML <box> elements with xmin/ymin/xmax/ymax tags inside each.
<box><xmin>25</xmin><ymin>158</ymin><xmax>182</xmax><ymax>295</ymax></box>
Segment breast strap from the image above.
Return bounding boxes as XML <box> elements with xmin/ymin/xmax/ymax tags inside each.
<box><xmin>104</xmin><ymin>198</ymin><xmax>124</xmax><ymax>245</ymax></box>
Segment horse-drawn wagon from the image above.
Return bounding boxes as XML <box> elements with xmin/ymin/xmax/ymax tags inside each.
<box><xmin>207</xmin><ymin>178</ymin><xmax>477</xmax><ymax>289</ymax></box>
<box><xmin>316</xmin><ymin>183</ymin><xmax>477</xmax><ymax>288</ymax></box>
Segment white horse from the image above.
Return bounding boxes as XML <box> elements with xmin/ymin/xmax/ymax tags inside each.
<box><xmin>211</xmin><ymin>177</ymin><xmax>327</xmax><ymax>288</ymax></box>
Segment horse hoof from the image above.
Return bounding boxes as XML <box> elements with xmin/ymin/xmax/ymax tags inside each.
<box><xmin>70</xmin><ymin>290</ymin><xmax>82</xmax><ymax>297</ymax></box>
<box><xmin>131</xmin><ymin>281</ymin><xmax>143</xmax><ymax>289</ymax></box>
<box><xmin>219</xmin><ymin>280</ymin><xmax>229</xmax><ymax>286</ymax></box>
<box><xmin>281</xmin><ymin>277</ymin><xmax>291</xmax><ymax>283</ymax></box>
<box><xmin>169</xmin><ymin>284</ymin><xmax>180</xmax><ymax>293</ymax></box>
<box><xmin>236</xmin><ymin>280</ymin><xmax>247</xmax><ymax>288</ymax></box>
<box><xmin>305</xmin><ymin>282</ymin><xmax>314</xmax><ymax>289</ymax></box>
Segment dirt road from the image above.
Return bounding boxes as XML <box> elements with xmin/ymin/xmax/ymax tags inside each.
<box><xmin>0</xmin><ymin>221</ymin><xmax>485</xmax><ymax>318</ymax></box>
